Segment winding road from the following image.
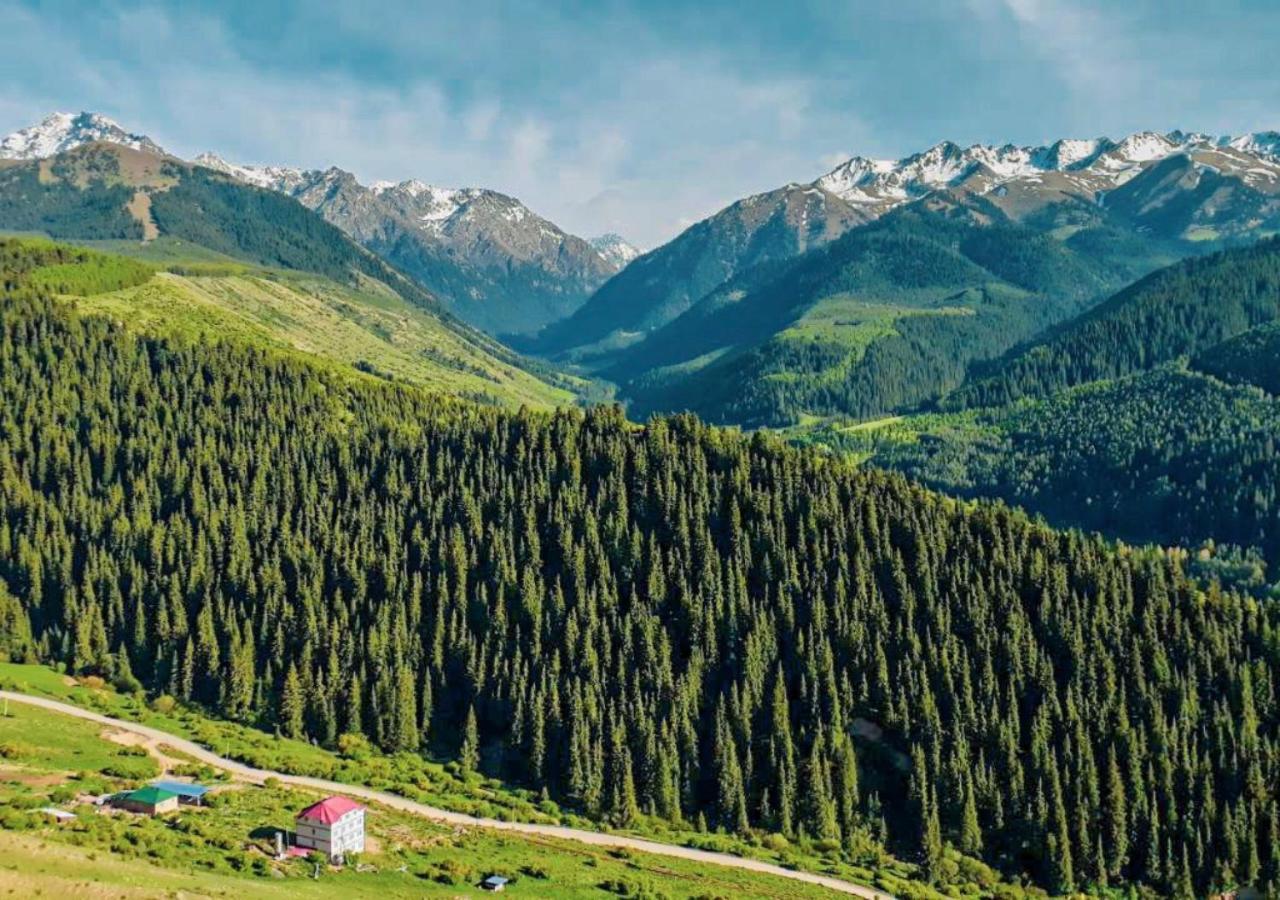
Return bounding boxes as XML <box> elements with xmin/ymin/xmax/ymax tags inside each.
<box><xmin>1</xmin><ymin>690</ymin><xmax>891</xmax><ymax>898</ymax></box>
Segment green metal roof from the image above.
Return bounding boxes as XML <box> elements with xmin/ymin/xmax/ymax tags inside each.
<box><xmin>125</xmin><ymin>786</ymin><xmax>179</xmax><ymax>805</ymax></box>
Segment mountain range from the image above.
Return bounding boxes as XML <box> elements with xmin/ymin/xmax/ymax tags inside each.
<box><xmin>522</xmin><ymin>129</ymin><xmax>1280</xmax><ymax>428</ymax></box>
<box><xmin>0</xmin><ymin>112</ymin><xmax>636</xmax><ymax>335</ymax></box>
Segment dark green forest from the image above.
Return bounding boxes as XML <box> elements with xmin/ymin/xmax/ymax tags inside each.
<box><xmin>1</xmin><ymin>243</ymin><xmax>1278</xmax><ymax>896</ymax></box>
<box><xmin>841</xmin><ymin>366</ymin><xmax>1280</xmax><ymax>592</ymax></box>
<box><xmin>948</xmin><ymin>237</ymin><xmax>1280</xmax><ymax>410</ymax></box>
<box><xmin>1196</xmin><ymin>320</ymin><xmax>1280</xmax><ymax>395</ymax></box>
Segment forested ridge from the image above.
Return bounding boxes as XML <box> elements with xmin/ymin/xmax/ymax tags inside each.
<box><xmin>613</xmin><ymin>206</ymin><xmax>1176</xmax><ymax>429</ymax></box>
<box><xmin>838</xmin><ymin>366</ymin><xmax>1280</xmax><ymax>592</ymax></box>
<box><xmin>948</xmin><ymin>237</ymin><xmax>1280</xmax><ymax>410</ymax></box>
<box><xmin>1</xmin><ymin>244</ymin><xmax>1279</xmax><ymax>896</ymax></box>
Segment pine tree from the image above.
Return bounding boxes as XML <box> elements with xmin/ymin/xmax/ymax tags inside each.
<box><xmin>280</xmin><ymin>664</ymin><xmax>305</xmax><ymax>740</ymax></box>
<box><xmin>459</xmin><ymin>704</ymin><xmax>480</xmax><ymax>774</ymax></box>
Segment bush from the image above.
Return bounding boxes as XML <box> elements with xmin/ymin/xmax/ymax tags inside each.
<box><xmin>761</xmin><ymin>833</ymin><xmax>791</xmax><ymax>851</ymax></box>
<box><xmin>150</xmin><ymin>694</ymin><xmax>177</xmax><ymax>714</ymax></box>
<box><xmin>336</xmin><ymin>732</ymin><xmax>372</xmax><ymax>760</ymax></box>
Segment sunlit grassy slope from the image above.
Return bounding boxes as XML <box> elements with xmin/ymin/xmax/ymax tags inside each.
<box><xmin>70</xmin><ymin>267</ymin><xmax>579</xmax><ymax>409</ymax></box>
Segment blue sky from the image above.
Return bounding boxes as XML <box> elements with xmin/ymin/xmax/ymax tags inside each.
<box><xmin>2</xmin><ymin>1</ymin><xmax>1278</xmax><ymax>247</ymax></box>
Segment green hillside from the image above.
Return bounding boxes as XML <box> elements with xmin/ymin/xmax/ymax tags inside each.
<box><xmin>2</xmin><ymin>242</ymin><xmax>1277</xmax><ymax>897</ymax></box>
<box><xmin>1</xmin><ymin>233</ymin><xmax>578</xmax><ymax>411</ymax></box>
<box><xmin>947</xmin><ymin>236</ymin><xmax>1280</xmax><ymax>409</ymax></box>
<box><xmin>809</xmin><ymin>365</ymin><xmax>1280</xmax><ymax>592</ymax></box>
<box><xmin>612</xmin><ymin>207</ymin><xmax>1177</xmax><ymax>427</ymax></box>
<box><xmin>77</xmin><ymin>269</ymin><xmax>577</xmax><ymax>408</ymax></box>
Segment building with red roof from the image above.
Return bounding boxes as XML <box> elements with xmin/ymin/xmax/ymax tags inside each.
<box><xmin>295</xmin><ymin>795</ymin><xmax>365</xmax><ymax>860</ymax></box>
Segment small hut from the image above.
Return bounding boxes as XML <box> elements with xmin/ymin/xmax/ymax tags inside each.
<box><xmin>116</xmin><ymin>786</ymin><xmax>180</xmax><ymax>816</ymax></box>
<box><xmin>481</xmin><ymin>875</ymin><xmax>510</xmax><ymax>892</ymax></box>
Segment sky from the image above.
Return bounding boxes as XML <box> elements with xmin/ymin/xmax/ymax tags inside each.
<box><xmin>2</xmin><ymin>0</ymin><xmax>1278</xmax><ymax>248</ymax></box>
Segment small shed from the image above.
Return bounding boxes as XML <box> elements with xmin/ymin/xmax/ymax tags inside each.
<box><xmin>150</xmin><ymin>779</ymin><xmax>210</xmax><ymax>805</ymax></box>
<box><xmin>117</xmin><ymin>786</ymin><xmax>180</xmax><ymax>816</ymax></box>
<box><xmin>481</xmin><ymin>875</ymin><xmax>510</xmax><ymax>892</ymax></box>
<box><xmin>37</xmin><ymin>807</ymin><xmax>76</xmax><ymax>824</ymax></box>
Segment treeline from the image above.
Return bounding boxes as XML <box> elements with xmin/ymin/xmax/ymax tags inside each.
<box><xmin>948</xmin><ymin>237</ymin><xmax>1280</xmax><ymax>410</ymax></box>
<box><xmin>0</xmin><ymin>239</ymin><xmax>151</xmax><ymax>296</ymax></box>
<box><xmin>1</xmin><ymin>249</ymin><xmax>1278</xmax><ymax>895</ymax></box>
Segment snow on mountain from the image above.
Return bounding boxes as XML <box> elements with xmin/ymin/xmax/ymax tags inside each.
<box><xmin>192</xmin><ymin>152</ymin><xmax>309</xmax><ymax>192</ymax></box>
<box><xmin>0</xmin><ymin>111</ymin><xmax>166</xmax><ymax>160</ymax></box>
<box><xmin>814</xmin><ymin>129</ymin><xmax>1280</xmax><ymax>215</ymax></box>
<box><xmin>590</xmin><ymin>233</ymin><xmax>641</xmax><ymax>269</ymax></box>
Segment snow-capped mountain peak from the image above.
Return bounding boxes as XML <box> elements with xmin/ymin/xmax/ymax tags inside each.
<box><xmin>0</xmin><ymin>111</ymin><xmax>167</xmax><ymax>160</ymax></box>
<box><xmin>590</xmin><ymin>233</ymin><xmax>641</xmax><ymax>269</ymax></box>
<box><xmin>814</xmin><ymin>129</ymin><xmax>1280</xmax><ymax>215</ymax></box>
<box><xmin>193</xmin><ymin>152</ymin><xmax>308</xmax><ymax>191</ymax></box>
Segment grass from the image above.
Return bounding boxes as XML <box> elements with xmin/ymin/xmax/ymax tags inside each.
<box><xmin>0</xmin><ymin>662</ymin><xmax>979</xmax><ymax>898</ymax></box>
<box><xmin>70</xmin><ymin>269</ymin><xmax>578</xmax><ymax>410</ymax></box>
<box><xmin>0</xmin><ymin>679</ymin><xmax>865</xmax><ymax>899</ymax></box>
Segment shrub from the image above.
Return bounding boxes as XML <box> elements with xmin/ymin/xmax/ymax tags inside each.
<box><xmin>336</xmin><ymin>732</ymin><xmax>372</xmax><ymax>760</ymax></box>
<box><xmin>150</xmin><ymin>694</ymin><xmax>177</xmax><ymax>714</ymax></box>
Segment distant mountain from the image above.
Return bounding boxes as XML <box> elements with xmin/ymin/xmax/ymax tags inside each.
<box><xmin>0</xmin><ymin>112</ymin><xmax>620</xmax><ymax>336</ymax></box>
<box><xmin>0</xmin><ymin>142</ymin><xmax>578</xmax><ymax>407</ymax></box>
<box><xmin>608</xmin><ymin>203</ymin><xmax>1178</xmax><ymax>426</ymax></box>
<box><xmin>0</xmin><ymin>111</ymin><xmax>166</xmax><ymax>160</ymax></box>
<box><xmin>194</xmin><ymin>153</ymin><xmax>618</xmax><ymax>335</ymax></box>
<box><xmin>532</xmin><ymin>129</ymin><xmax>1280</xmax><ymax>366</ymax></box>
<box><xmin>523</xmin><ymin>183</ymin><xmax>873</xmax><ymax>361</ymax></box>
<box><xmin>816</xmin><ymin>130</ymin><xmax>1280</xmax><ymax>240</ymax></box>
<box><xmin>589</xmin><ymin>232</ymin><xmax>641</xmax><ymax>269</ymax></box>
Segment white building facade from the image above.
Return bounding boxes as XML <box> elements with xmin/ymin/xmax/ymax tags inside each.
<box><xmin>295</xmin><ymin>796</ymin><xmax>366</xmax><ymax>860</ymax></box>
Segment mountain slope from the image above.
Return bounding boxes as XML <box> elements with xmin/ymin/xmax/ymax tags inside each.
<box><xmin>522</xmin><ymin>183</ymin><xmax>873</xmax><ymax>360</ymax></box>
<box><xmin>798</xmin><ymin>238</ymin><xmax>1280</xmax><ymax>588</ymax></box>
<box><xmin>195</xmin><ymin>154</ymin><xmax>618</xmax><ymax>335</ymax></box>
<box><xmin>830</xmin><ymin>365</ymin><xmax>1280</xmax><ymax>592</ymax></box>
<box><xmin>947</xmin><ymin>236</ymin><xmax>1280</xmax><ymax>409</ymax></box>
<box><xmin>5</xmin><ymin>237</ymin><xmax>577</xmax><ymax>408</ymax></box>
<box><xmin>2</xmin><ymin>247</ymin><xmax>1277</xmax><ymax>897</ymax></box>
<box><xmin>1196</xmin><ymin>319</ymin><xmax>1280</xmax><ymax>393</ymax></box>
<box><xmin>0</xmin><ymin>143</ymin><xmax>580</xmax><ymax>408</ymax></box>
<box><xmin>529</xmin><ymin>129</ymin><xmax>1280</xmax><ymax>369</ymax></box>
<box><xmin>608</xmin><ymin>204</ymin><xmax>1178</xmax><ymax>426</ymax></box>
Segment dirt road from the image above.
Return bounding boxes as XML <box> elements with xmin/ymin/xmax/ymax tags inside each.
<box><xmin>0</xmin><ymin>690</ymin><xmax>892</xmax><ymax>898</ymax></box>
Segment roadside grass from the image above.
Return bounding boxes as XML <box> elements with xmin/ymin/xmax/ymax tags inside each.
<box><xmin>0</xmin><ymin>695</ymin><xmax>855</xmax><ymax>899</ymax></box>
<box><xmin>0</xmin><ymin>662</ymin><xmax>970</xmax><ymax>898</ymax></box>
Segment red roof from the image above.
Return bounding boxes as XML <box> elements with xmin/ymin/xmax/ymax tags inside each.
<box><xmin>296</xmin><ymin>796</ymin><xmax>364</xmax><ymax>825</ymax></box>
